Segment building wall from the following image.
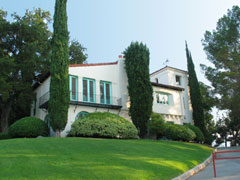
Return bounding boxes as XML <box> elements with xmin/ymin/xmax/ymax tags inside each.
<box><xmin>150</xmin><ymin>67</ymin><xmax>192</xmax><ymax>124</ymax></box>
<box><xmin>32</xmin><ymin>58</ymin><xmax>131</xmax><ymax>137</ymax></box>
<box><xmin>32</xmin><ymin>77</ymin><xmax>50</xmax><ymax>120</ymax></box>
<box><xmin>32</xmin><ymin>60</ymin><xmax>193</xmax><ymax>137</ymax></box>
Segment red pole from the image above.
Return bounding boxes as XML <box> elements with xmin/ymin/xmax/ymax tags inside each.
<box><xmin>212</xmin><ymin>152</ymin><xmax>216</xmax><ymax>178</ymax></box>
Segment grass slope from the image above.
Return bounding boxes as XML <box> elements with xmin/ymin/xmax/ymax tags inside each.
<box><xmin>0</xmin><ymin>138</ymin><xmax>212</xmax><ymax>180</ymax></box>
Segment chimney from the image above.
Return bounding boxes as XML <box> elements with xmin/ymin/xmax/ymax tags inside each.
<box><xmin>118</xmin><ymin>55</ymin><xmax>123</xmax><ymax>59</ymax></box>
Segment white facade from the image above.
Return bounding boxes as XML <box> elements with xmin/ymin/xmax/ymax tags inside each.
<box><xmin>150</xmin><ymin>66</ymin><xmax>192</xmax><ymax>124</ymax></box>
<box><xmin>32</xmin><ymin>58</ymin><xmax>192</xmax><ymax>137</ymax></box>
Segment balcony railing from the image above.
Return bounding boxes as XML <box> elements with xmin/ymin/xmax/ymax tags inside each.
<box><xmin>39</xmin><ymin>91</ymin><xmax>122</xmax><ymax>109</ymax></box>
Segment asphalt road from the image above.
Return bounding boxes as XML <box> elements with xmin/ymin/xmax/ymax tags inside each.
<box><xmin>188</xmin><ymin>147</ymin><xmax>240</xmax><ymax>180</ymax></box>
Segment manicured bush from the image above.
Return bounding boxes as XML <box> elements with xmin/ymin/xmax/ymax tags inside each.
<box><xmin>0</xmin><ymin>132</ymin><xmax>11</xmax><ymax>140</ymax></box>
<box><xmin>164</xmin><ymin>124</ymin><xmax>196</xmax><ymax>142</ymax></box>
<box><xmin>148</xmin><ymin>113</ymin><xmax>165</xmax><ymax>139</ymax></box>
<box><xmin>68</xmin><ymin>112</ymin><xmax>138</xmax><ymax>139</ymax></box>
<box><xmin>184</xmin><ymin>124</ymin><xmax>205</xmax><ymax>143</ymax></box>
<box><xmin>8</xmin><ymin>116</ymin><xmax>49</xmax><ymax>138</ymax></box>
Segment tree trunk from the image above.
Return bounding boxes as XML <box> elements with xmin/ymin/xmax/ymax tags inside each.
<box><xmin>55</xmin><ymin>129</ymin><xmax>61</xmax><ymax>137</ymax></box>
<box><xmin>0</xmin><ymin>102</ymin><xmax>12</xmax><ymax>132</ymax></box>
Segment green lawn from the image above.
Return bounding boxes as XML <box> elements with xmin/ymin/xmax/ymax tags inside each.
<box><xmin>0</xmin><ymin>138</ymin><xmax>213</xmax><ymax>180</ymax></box>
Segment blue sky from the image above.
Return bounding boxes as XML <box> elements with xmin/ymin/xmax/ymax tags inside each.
<box><xmin>0</xmin><ymin>0</ymin><xmax>239</xmax><ymax>85</ymax></box>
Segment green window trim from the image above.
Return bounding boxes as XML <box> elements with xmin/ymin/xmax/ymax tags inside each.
<box><xmin>82</xmin><ymin>78</ymin><xmax>96</xmax><ymax>103</ymax></box>
<box><xmin>100</xmin><ymin>81</ymin><xmax>112</xmax><ymax>105</ymax></box>
<box><xmin>69</xmin><ymin>75</ymin><xmax>78</xmax><ymax>101</ymax></box>
<box><xmin>75</xmin><ymin>111</ymin><xmax>88</xmax><ymax>121</ymax></box>
<box><xmin>156</xmin><ymin>92</ymin><xmax>170</xmax><ymax>105</ymax></box>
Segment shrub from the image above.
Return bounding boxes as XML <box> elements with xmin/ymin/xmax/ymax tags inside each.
<box><xmin>204</xmin><ymin>132</ymin><xmax>215</xmax><ymax>145</ymax></box>
<box><xmin>148</xmin><ymin>113</ymin><xmax>165</xmax><ymax>139</ymax></box>
<box><xmin>184</xmin><ymin>124</ymin><xmax>205</xmax><ymax>143</ymax></box>
<box><xmin>68</xmin><ymin>112</ymin><xmax>138</xmax><ymax>139</ymax></box>
<box><xmin>164</xmin><ymin>124</ymin><xmax>196</xmax><ymax>142</ymax></box>
<box><xmin>8</xmin><ymin>116</ymin><xmax>49</xmax><ymax>138</ymax></box>
<box><xmin>0</xmin><ymin>132</ymin><xmax>11</xmax><ymax>140</ymax></box>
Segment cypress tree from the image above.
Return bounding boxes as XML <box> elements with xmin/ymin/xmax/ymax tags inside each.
<box><xmin>49</xmin><ymin>0</ymin><xmax>69</xmax><ymax>137</ymax></box>
<box><xmin>185</xmin><ymin>42</ymin><xmax>206</xmax><ymax>135</ymax></box>
<box><xmin>123</xmin><ymin>42</ymin><xmax>153</xmax><ymax>138</ymax></box>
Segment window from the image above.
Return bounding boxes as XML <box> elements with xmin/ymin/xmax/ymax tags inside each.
<box><xmin>33</xmin><ymin>93</ymin><xmax>37</xmax><ymax>116</ymax></box>
<box><xmin>69</xmin><ymin>75</ymin><xmax>78</xmax><ymax>101</ymax></box>
<box><xmin>44</xmin><ymin>114</ymin><xmax>50</xmax><ymax>129</ymax></box>
<box><xmin>156</xmin><ymin>92</ymin><xmax>169</xmax><ymax>105</ymax></box>
<box><xmin>75</xmin><ymin>111</ymin><xmax>88</xmax><ymax>120</ymax></box>
<box><xmin>155</xmin><ymin>78</ymin><xmax>158</xmax><ymax>83</ymax></box>
<box><xmin>33</xmin><ymin>100</ymin><xmax>36</xmax><ymax>116</ymax></box>
<box><xmin>83</xmin><ymin>78</ymin><xmax>95</xmax><ymax>103</ymax></box>
<box><xmin>175</xmin><ymin>75</ymin><xmax>181</xmax><ymax>85</ymax></box>
<box><xmin>100</xmin><ymin>81</ymin><xmax>112</xmax><ymax>104</ymax></box>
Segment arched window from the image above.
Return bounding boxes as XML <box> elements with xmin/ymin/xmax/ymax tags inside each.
<box><xmin>75</xmin><ymin>111</ymin><xmax>88</xmax><ymax>121</ymax></box>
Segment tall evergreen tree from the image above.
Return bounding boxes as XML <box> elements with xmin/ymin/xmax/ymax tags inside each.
<box><xmin>123</xmin><ymin>42</ymin><xmax>153</xmax><ymax>138</ymax></box>
<box><xmin>185</xmin><ymin>42</ymin><xmax>206</xmax><ymax>135</ymax></box>
<box><xmin>49</xmin><ymin>0</ymin><xmax>69</xmax><ymax>137</ymax></box>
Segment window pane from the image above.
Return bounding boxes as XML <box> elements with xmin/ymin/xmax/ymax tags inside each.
<box><xmin>100</xmin><ymin>83</ymin><xmax>104</xmax><ymax>104</ymax></box>
<box><xmin>89</xmin><ymin>81</ymin><xmax>94</xmax><ymax>102</ymax></box>
<box><xmin>106</xmin><ymin>83</ymin><xmax>110</xmax><ymax>104</ymax></box>
<box><xmin>176</xmin><ymin>75</ymin><xmax>181</xmax><ymax>85</ymax></box>
<box><xmin>157</xmin><ymin>93</ymin><xmax>169</xmax><ymax>105</ymax></box>
<box><xmin>83</xmin><ymin>80</ymin><xmax>88</xmax><ymax>101</ymax></box>
<box><xmin>72</xmin><ymin>78</ymin><xmax>76</xmax><ymax>100</ymax></box>
<box><xmin>156</xmin><ymin>94</ymin><xmax>160</xmax><ymax>103</ymax></box>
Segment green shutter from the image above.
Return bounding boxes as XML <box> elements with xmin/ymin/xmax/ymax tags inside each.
<box><xmin>69</xmin><ymin>75</ymin><xmax>78</xmax><ymax>101</ymax></box>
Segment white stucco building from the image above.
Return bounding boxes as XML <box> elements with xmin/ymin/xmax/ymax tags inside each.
<box><xmin>32</xmin><ymin>56</ymin><xmax>192</xmax><ymax>136</ymax></box>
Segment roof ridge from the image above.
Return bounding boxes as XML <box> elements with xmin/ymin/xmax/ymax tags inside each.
<box><xmin>69</xmin><ymin>61</ymin><xmax>118</xmax><ymax>67</ymax></box>
<box><xmin>150</xmin><ymin>66</ymin><xmax>187</xmax><ymax>76</ymax></box>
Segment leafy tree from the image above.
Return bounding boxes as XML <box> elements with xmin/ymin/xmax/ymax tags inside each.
<box><xmin>0</xmin><ymin>9</ymin><xmax>51</xmax><ymax>132</ymax></box>
<box><xmin>215</xmin><ymin>118</ymin><xmax>229</xmax><ymax>147</ymax></box>
<box><xmin>185</xmin><ymin>42</ymin><xmax>206</xmax><ymax>135</ymax></box>
<box><xmin>69</xmin><ymin>40</ymin><xmax>87</xmax><ymax>64</ymax></box>
<box><xmin>49</xmin><ymin>0</ymin><xmax>70</xmax><ymax>137</ymax></box>
<box><xmin>201</xmin><ymin>6</ymin><xmax>240</xmax><ymax>145</ymax></box>
<box><xmin>123</xmin><ymin>42</ymin><xmax>153</xmax><ymax>138</ymax></box>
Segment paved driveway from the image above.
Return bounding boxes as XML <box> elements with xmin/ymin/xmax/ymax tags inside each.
<box><xmin>188</xmin><ymin>147</ymin><xmax>240</xmax><ymax>180</ymax></box>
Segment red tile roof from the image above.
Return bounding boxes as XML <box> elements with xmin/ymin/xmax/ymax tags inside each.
<box><xmin>69</xmin><ymin>61</ymin><xmax>118</xmax><ymax>67</ymax></box>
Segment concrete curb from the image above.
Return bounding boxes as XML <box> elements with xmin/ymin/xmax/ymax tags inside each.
<box><xmin>171</xmin><ymin>152</ymin><xmax>214</xmax><ymax>180</ymax></box>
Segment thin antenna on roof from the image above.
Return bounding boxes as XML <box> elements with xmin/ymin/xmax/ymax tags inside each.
<box><xmin>163</xmin><ymin>59</ymin><xmax>169</xmax><ymax>66</ymax></box>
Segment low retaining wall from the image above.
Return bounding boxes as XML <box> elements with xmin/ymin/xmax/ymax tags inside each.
<box><xmin>171</xmin><ymin>150</ymin><xmax>216</xmax><ymax>180</ymax></box>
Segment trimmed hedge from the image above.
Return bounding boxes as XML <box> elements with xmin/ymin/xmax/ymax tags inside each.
<box><xmin>184</xmin><ymin>124</ymin><xmax>205</xmax><ymax>143</ymax></box>
<box><xmin>8</xmin><ymin>117</ymin><xmax>49</xmax><ymax>138</ymax></box>
<box><xmin>68</xmin><ymin>112</ymin><xmax>138</xmax><ymax>139</ymax></box>
<box><xmin>164</xmin><ymin>124</ymin><xmax>196</xmax><ymax>142</ymax></box>
<box><xmin>0</xmin><ymin>132</ymin><xmax>11</xmax><ymax>140</ymax></box>
<box><xmin>148</xmin><ymin>113</ymin><xmax>165</xmax><ymax>138</ymax></box>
